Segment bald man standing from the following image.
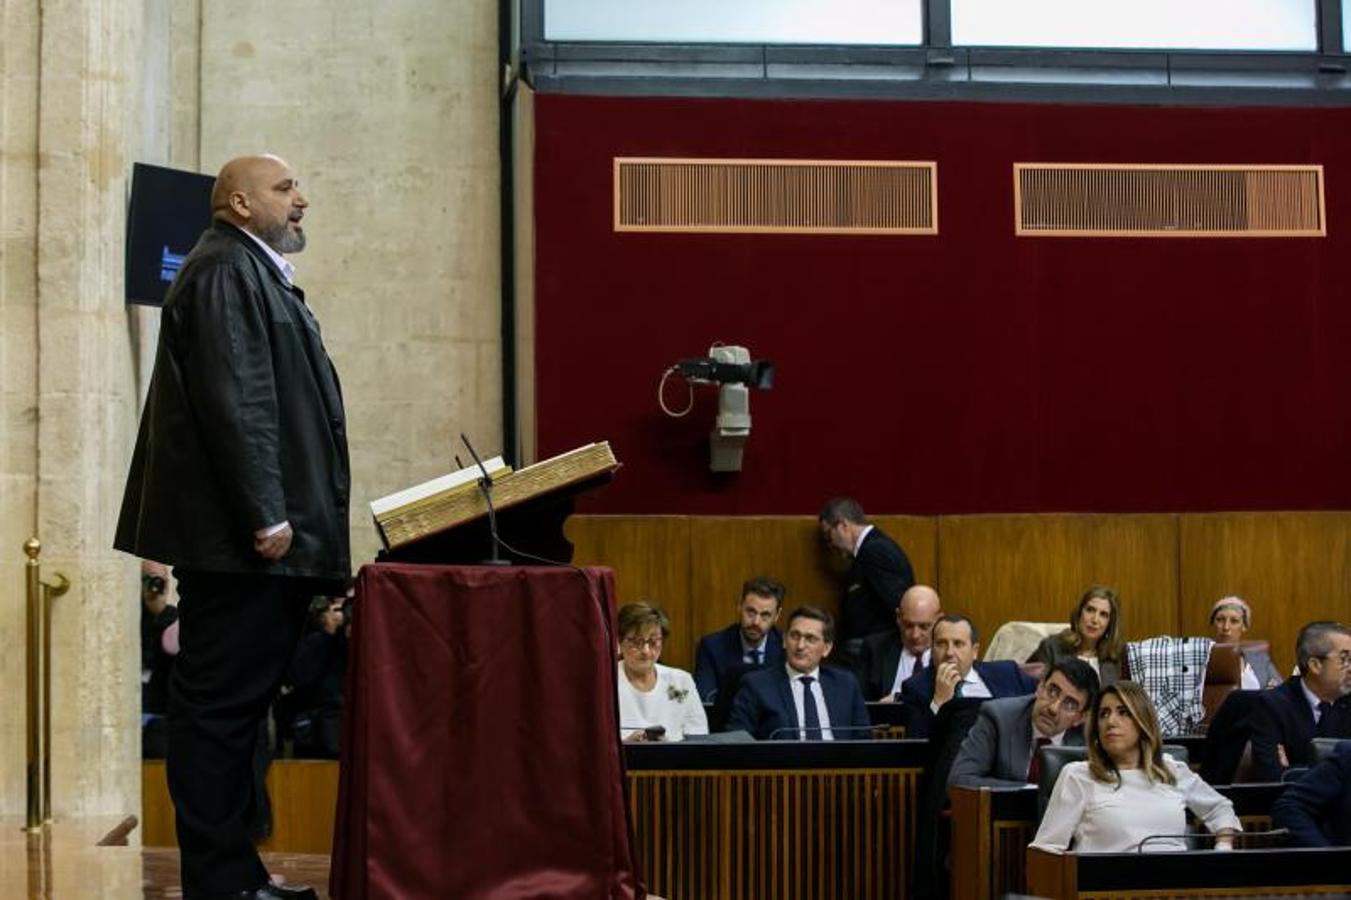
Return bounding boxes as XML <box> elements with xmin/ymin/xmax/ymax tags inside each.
<box><xmin>117</xmin><ymin>155</ymin><xmax>347</xmax><ymax>900</ymax></box>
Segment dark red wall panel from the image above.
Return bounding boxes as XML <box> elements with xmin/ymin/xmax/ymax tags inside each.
<box><xmin>532</xmin><ymin>94</ymin><xmax>1351</xmax><ymax>514</ymax></box>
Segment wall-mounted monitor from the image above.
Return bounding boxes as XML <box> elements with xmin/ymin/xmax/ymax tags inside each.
<box><xmin>125</xmin><ymin>162</ymin><xmax>214</xmax><ymax>306</ymax></box>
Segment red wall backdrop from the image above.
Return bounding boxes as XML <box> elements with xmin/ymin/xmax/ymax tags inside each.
<box><xmin>533</xmin><ymin>94</ymin><xmax>1351</xmax><ymax>515</ymax></box>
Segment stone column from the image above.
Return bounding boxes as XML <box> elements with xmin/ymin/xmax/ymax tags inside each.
<box><xmin>18</xmin><ymin>0</ymin><xmax>146</xmax><ymax>819</ymax></box>
<box><xmin>0</xmin><ymin>0</ymin><xmax>44</xmax><ymax>818</ymax></box>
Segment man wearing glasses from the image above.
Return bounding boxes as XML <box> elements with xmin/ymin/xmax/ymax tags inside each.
<box><xmin>1250</xmin><ymin>621</ymin><xmax>1351</xmax><ymax>781</ymax></box>
<box><xmin>947</xmin><ymin>659</ymin><xmax>1100</xmax><ymax>790</ymax></box>
<box><xmin>724</xmin><ymin>606</ymin><xmax>871</xmax><ymax>741</ymax></box>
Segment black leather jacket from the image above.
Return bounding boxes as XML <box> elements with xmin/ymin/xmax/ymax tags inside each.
<box><xmin>116</xmin><ymin>221</ymin><xmax>350</xmax><ymax>582</ymax></box>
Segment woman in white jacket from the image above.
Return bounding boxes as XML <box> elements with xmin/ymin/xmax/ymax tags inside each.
<box><xmin>616</xmin><ymin>601</ymin><xmax>708</xmax><ymax>742</ymax></box>
<box><xmin>1032</xmin><ymin>681</ymin><xmax>1240</xmax><ymax>853</ymax></box>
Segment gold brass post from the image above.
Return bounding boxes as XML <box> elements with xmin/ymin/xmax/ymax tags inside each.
<box><xmin>24</xmin><ymin>538</ymin><xmax>45</xmax><ymax>832</ymax></box>
<box><xmin>24</xmin><ymin>538</ymin><xmax>68</xmax><ymax>832</ymax></box>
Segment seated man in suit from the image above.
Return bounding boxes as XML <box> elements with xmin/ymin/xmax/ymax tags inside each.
<box><xmin>1250</xmin><ymin>621</ymin><xmax>1351</xmax><ymax>781</ymax></box>
<box><xmin>947</xmin><ymin>658</ymin><xmax>1100</xmax><ymax>790</ymax></box>
<box><xmin>693</xmin><ymin>577</ymin><xmax>786</xmax><ymax>702</ymax></box>
<box><xmin>856</xmin><ymin>584</ymin><xmax>942</xmax><ymax>701</ymax></box>
<box><xmin>1272</xmin><ymin>740</ymin><xmax>1351</xmax><ymax>847</ymax></box>
<box><xmin>725</xmin><ymin>605</ymin><xmax>871</xmax><ymax>741</ymax></box>
<box><xmin>900</xmin><ymin>614</ymin><xmax>1038</xmax><ymax>739</ymax></box>
<box><xmin>818</xmin><ymin>496</ymin><xmax>915</xmax><ymax>657</ymax></box>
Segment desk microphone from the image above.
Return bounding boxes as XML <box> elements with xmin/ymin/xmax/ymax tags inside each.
<box><xmin>1134</xmin><ymin>828</ymin><xmax>1282</xmax><ymax>852</ymax></box>
<box><xmin>460</xmin><ymin>433</ymin><xmax>510</xmax><ymax>566</ymax></box>
<box><xmin>766</xmin><ymin>725</ymin><xmax>883</xmax><ymax>740</ymax></box>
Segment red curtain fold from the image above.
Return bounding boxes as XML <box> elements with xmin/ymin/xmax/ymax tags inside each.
<box><xmin>331</xmin><ymin>563</ymin><xmax>642</xmax><ymax>900</ymax></box>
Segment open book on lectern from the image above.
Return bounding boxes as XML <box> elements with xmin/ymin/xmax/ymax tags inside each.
<box><xmin>370</xmin><ymin>441</ymin><xmax>619</xmax><ymax>551</ymax></box>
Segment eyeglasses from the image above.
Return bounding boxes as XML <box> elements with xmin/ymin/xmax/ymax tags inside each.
<box><xmin>622</xmin><ymin>636</ymin><xmax>663</xmax><ymax>652</ymax></box>
<box><xmin>1314</xmin><ymin>651</ymin><xmax>1351</xmax><ymax>669</ymax></box>
<box><xmin>1038</xmin><ymin>681</ymin><xmax>1083</xmax><ymax>714</ymax></box>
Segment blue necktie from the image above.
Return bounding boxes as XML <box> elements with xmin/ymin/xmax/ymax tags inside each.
<box><xmin>800</xmin><ymin>676</ymin><xmax>822</xmax><ymax>741</ymax></box>
<box><xmin>754</xmin><ymin>649</ymin><xmax>763</xmax><ymax>666</ymax></box>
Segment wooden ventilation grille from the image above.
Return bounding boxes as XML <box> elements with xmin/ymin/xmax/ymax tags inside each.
<box><xmin>615</xmin><ymin>158</ymin><xmax>938</xmax><ymax>235</ymax></box>
<box><xmin>1015</xmin><ymin>164</ymin><xmax>1325</xmax><ymax>237</ymax></box>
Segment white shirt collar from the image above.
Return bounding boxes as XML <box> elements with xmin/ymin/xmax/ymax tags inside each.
<box><xmin>239</xmin><ymin>226</ymin><xmax>296</xmax><ymax>287</ymax></box>
<box><xmin>851</xmin><ymin>524</ymin><xmax>874</xmax><ymax>557</ymax></box>
<box><xmin>788</xmin><ymin>663</ymin><xmax>821</xmax><ymax>681</ymax></box>
<box><xmin>1301</xmin><ymin>678</ymin><xmax>1327</xmax><ymax>718</ymax></box>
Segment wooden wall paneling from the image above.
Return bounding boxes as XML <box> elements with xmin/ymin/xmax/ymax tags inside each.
<box><xmin>869</xmin><ymin>516</ymin><xmax>940</xmax><ymax>589</ymax></box>
<box><xmin>1178</xmin><ymin>511</ymin><xmax>1351</xmax><ymax>675</ymax></box>
<box><xmin>566</xmin><ymin>515</ymin><xmax>695</xmax><ymax>667</ymax></box>
<box><xmin>936</xmin><ymin>514</ymin><xmax>1181</xmax><ymax>647</ymax></box>
<box><xmin>142</xmin><ymin>760</ymin><xmax>339</xmax><ymax>854</ymax></box>
<box><xmin>685</xmin><ymin>516</ymin><xmax>936</xmax><ymax>668</ymax></box>
<box><xmin>686</xmin><ymin>517</ymin><xmax>838</xmax><ymax>666</ymax></box>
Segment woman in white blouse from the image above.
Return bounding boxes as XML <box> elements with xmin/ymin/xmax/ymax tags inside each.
<box><xmin>616</xmin><ymin>602</ymin><xmax>708</xmax><ymax>742</ymax></box>
<box><xmin>1032</xmin><ymin>681</ymin><xmax>1240</xmax><ymax>853</ymax></box>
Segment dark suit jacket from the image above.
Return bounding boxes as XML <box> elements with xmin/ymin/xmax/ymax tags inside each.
<box><xmin>1250</xmin><ymin>676</ymin><xmax>1351</xmax><ymax>781</ymax></box>
<box><xmin>840</xmin><ymin>527</ymin><xmax>915</xmax><ymax>644</ymax></box>
<box><xmin>856</xmin><ymin>630</ymin><xmax>927</xmax><ymax>701</ymax></box>
<box><xmin>116</xmin><ymin>222</ymin><xmax>350</xmax><ymax>581</ymax></box>
<box><xmin>693</xmin><ymin>624</ymin><xmax>784</xmax><ymax>701</ymax></box>
<box><xmin>725</xmin><ymin>665</ymin><xmax>870</xmax><ymax>740</ymax></box>
<box><xmin>947</xmin><ymin>695</ymin><xmax>1086</xmax><ymax>790</ymax></box>
<box><xmin>1272</xmin><ymin>742</ymin><xmax>1351</xmax><ymax>847</ymax></box>
<box><xmin>899</xmin><ymin>660</ymin><xmax>1038</xmax><ymax>739</ymax></box>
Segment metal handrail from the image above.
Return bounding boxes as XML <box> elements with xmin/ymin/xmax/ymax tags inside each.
<box><xmin>24</xmin><ymin>538</ymin><xmax>68</xmax><ymax>832</ymax></box>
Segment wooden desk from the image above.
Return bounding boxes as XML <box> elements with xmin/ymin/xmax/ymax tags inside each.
<box><xmin>1027</xmin><ymin>845</ymin><xmax>1351</xmax><ymax>897</ymax></box>
<box><xmin>951</xmin><ymin>781</ymin><xmax>1290</xmax><ymax>900</ymax></box>
<box><xmin>625</xmin><ymin>740</ymin><xmax>927</xmax><ymax>900</ymax></box>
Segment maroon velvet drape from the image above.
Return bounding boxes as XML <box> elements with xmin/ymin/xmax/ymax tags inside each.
<box><xmin>330</xmin><ymin>563</ymin><xmax>642</xmax><ymax>900</ymax></box>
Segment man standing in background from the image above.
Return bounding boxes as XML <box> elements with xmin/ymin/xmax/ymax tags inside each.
<box><xmin>819</xmin><ymin>496</ymin><xmax>916</xmax><ymax>658</ymax></box>
<box><xmin>116</xmin><ymin>154</ymin><xmax>349</xmax><ymax>900</ymax></box>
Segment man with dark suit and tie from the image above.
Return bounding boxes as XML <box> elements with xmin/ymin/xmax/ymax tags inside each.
<box><xmin>1250</xmin><ymin>621</ymin><xmax>1351</xmax><ymax>781</ymax></box>
<box><xmin>947</xmin><ymin>658</ymin><xmax>1100</xmax><ymax>790</ymax></box>
<box><xmin>856</xmin><ymin>584</ymin><xmax>942</xmax><ymax>701</ymax></box>
<box><xmin>693</xmin><ymin>577</ymin><xmax>786</xmax><ymax>701</ymax></box>
<box><xmin>725</xmin><ymin>606</ymin><xmax>871</xmax><ymax>741</ymax></box>
<box><xmin>900</xmin><ymin>614</ymin><xmax>1038</xmax><ymax>738</ymax></box>
<box><xmin>1272</xmin><ymin>740</ymin><xmax>1351</xmax><ymax>847</ymax></box>
<box><xmin>818</xmin><ymin>497</ymin><xmax>916</xmax><ymax>656</ymax></box>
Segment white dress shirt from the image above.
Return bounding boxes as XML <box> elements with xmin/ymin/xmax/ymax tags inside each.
<box><xmin>850</xmin><ymin>524</ymin><xmax>874</xmax><ymax>557</ymax></box>
<box><xmin>930</xmin><ymin>666</ymin><xmax>992</xmax><ymax>714</ymax></box>
<box><xmin>789</xmin><ymin>665</ymin><xmax>834</xmax><ymax>740</ymax></box>
<box><xmin>890</xmin><ymin>647</ymin><xmax>932</xmax><ymax>695</ymax></box>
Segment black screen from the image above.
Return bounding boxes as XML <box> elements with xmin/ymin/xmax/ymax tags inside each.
<box><xmin>125</xmin><ymin>162</ymin><xmax>214</xmax><ymax>306</ymax></box>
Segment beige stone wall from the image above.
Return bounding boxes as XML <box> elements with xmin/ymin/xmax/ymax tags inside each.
<box><xmin>0</xmin><ymin>0</ymin><xmax>500</xmax><ymax>821</ymax></box>
<box><xmin>0</xmin><ymin>0</ymin><xmax>44</xmax><ymax>818</ymax></box>
<box><xmin>199</xmin><ymin>0</ymin><xmax>503</xmax><ymax>565</ymax></box>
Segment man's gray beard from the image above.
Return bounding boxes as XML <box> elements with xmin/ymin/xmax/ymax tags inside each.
<box><xmin>255</xmin><ymin>220</ymin><xmax>306</xmax><ymax>254</ymax></box>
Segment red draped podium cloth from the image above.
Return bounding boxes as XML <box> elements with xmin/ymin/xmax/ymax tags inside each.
<box><xmin>330</xmin><ymin>563</ymin><xmax>643</xmax><ymax>900</ymax></box>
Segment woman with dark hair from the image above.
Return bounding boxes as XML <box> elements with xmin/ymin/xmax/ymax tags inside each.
<box><xmin>1209</xmin><ymin>596</ymin><xmax>1282</xmax><ymax>689</ymax></box>
<box><xmin>1031</xmin><ymin>682</ymin><xmax>1240</xmax><ymax>853</ymax></box>
<box><xmin>616</xmin><ymin>601</ymin><xmax>708</xmax><ymax>742</ymax></box>
<box><xmin>1030</xmin><ymin>586</ymin><xmax>1125</xmax><ymax>686</ymax></box>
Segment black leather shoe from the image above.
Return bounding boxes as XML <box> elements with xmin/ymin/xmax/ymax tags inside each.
<box><xmin>256</xmin><ymin>884</ymin><xmax>318</xmax><ymax>900</ymax></box>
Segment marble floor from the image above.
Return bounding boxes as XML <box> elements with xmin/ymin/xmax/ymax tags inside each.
<box><xmin>0</xmin><ymin>818</ymin><xmax>330</xmax><ymax>900</ymax></box>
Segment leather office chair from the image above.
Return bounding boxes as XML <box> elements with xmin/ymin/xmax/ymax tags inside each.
<box><xmin>1202</xmin><ymin>643</ymin><xmax>1244</xmax><ymax>729</ymax></box>
<box><xmin>1312</xmin><ymin>736</ymin><xmax>1351</xmax><ymax>765</ymax></box>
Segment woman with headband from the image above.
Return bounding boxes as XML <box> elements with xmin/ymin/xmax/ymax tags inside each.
<box><xmin>1210</xmin><ymin>596</ymin><xmax>1282</xmax><ymax>690</ymax></box>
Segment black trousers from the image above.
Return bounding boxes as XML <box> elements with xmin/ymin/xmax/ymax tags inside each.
<box><xmin>167</xmin><ymin>570</ymin><xmax>313</xmax><ymax>899</ymax></box>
